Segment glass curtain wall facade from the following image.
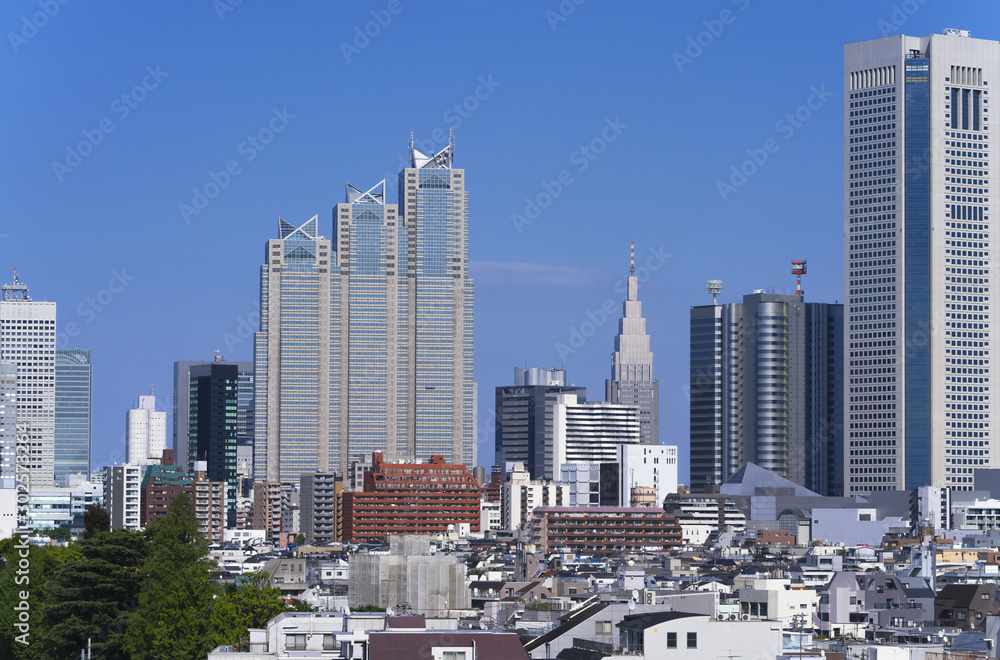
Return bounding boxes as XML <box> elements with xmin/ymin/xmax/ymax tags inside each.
<box><xmin>844</xmin><ymin>32</ymin><xmax>1000</xmax><ymax>492</ymax></box>
<box><xmin>54</xmin><ymin>349</ymin><xmax>91</xmax><ymax>485</ymax></box>
<box><xmin>690</xmin><ymin>293</ymin><xmax>843</xmax><ymax>494</ymax></box>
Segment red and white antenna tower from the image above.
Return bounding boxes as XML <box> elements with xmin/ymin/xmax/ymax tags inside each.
<box><xmin>791</xmin><ymin>260</ymin><xmax>807</xmax><ymax>297</ymax></box>
<box><xmin>630</xmin><ymin>241</ymin><xmax>635</xmax><ymax>275</ymax></box>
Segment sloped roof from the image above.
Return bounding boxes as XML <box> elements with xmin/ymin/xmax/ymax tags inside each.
<box><xmin>721</xmin><ymin>463</ymin><xmax>819</xmax><ymax>497</ymax></box>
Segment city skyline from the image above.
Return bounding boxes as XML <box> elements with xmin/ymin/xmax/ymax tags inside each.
<box><xmin>10</xmin><ymin>3</ymin><xmax>1000</xmax><ymax>481</ymax></box>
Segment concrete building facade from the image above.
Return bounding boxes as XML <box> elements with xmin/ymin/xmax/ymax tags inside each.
<box><xmin>0</xmin><ymin>274</ymin><xmax>56</xmax><ymax>487</ymax></box>
<box><xmin>126</xmin><ymin>395</ymin><xmax>166</xmax><ymax>467</ymax></box>
<box><xmin>844</xmin><ymin>32</ymin><xmax>1000</xmax><ymax>492</ymax></box>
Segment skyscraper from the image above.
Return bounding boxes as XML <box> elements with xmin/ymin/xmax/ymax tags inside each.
<box><xmin>174</xmin><ymin>357</ymin><xmax>252</xmax><ymax>474</ymax></box>
<box><xmin>689</xmin><ymin>290</ymin><xmax>843</xmax><ymax>494</ymax></box>
<box><xmin>188</xmin><ymin>362</ymin><xmax>238</xmax><ymax>521</ymax></box>
<box><xmin>398</xmin><ymin>136</ymin><xmax>475</xmax><ymax>467</ymax></box>
<box><xmin>254</xmin><ymin>136</ymin><xmax>475</xmax><ymax>484</ymax></box>
<box><xmin>126</xmin><ymin>395</ymin><xmax>166</xmax><ymax>466</ymax></box>
<box><xmin>0</xmin><ymin>272</ymin><xmax>56</xmax><ymax>487</ymax></box>
<box><xmin>844</xmin><ymin>31</ymin><xmax>1000</xmax><ymax>492</ymax></box>
<box><xmin>54</xmin><ymin>348</ymin><xmax>91</xmax><ymax>485</ymax></box>
<box><xmin>606</xmin><ymin>242</ymin><xmax>659</xmax><ymax>445</ymax></box>
<box><xmin>495</xmin><ymin>367</ymin><xmax>586</xmax><ymax>480</ymax></box>
<box><xmin>0</xmin><ymin>363</ymin><xmax>16</xmax><ymax>480</ymax></box>
<box><xmin>255</xmin><ymin>216</ymin><xmax>333</xmax><ymax>484</ymax></box>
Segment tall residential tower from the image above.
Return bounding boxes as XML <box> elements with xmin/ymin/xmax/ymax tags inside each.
<box><xmin>844</xmin><ymin>31</ymin><xmax>1000</xmax><ymax>492</ymax></box>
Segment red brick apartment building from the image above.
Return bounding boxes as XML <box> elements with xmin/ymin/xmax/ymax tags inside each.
<box><xmin>341</xmin><ymin>453</ymin><xmax>481</xmax><ymax>542</ymax></box>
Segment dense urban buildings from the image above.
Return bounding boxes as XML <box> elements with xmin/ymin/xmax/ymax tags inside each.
<box><xmin>54</xmin><ymin>348</ymin><xmax>91</xmax><ymax>485</ymax></box>
<box><xmin>495</xmin><ymin>367</ymin><xmax>586</xmax><ymax>480</ymax></box>
<box><xmin>340</xmin><ymin>452</ymin><xmax>480</xmax><ymax>543</ymax></box>
<box><xmin>689</xmin><ymin>289</ymin><xmax>843</xmax><ymax>495</ymax></box>
<box><xmin>606</xmin><ymin>243</ymin><xmax>659</xmax><ymax>446</ymax></box>
<box><xmin>300</xmin><ymin>471</ymin><xmax>342</xmax><ymax>544</ymax></box>
<box><xmin>254</xmin><ymin>137</ymin><xmax>475</xmax><ymax>485</ymax></box>
<box><xmin>125</xmin><ymin>394</ymin><xmax>166</xmax><ymax>466</ymax></box>
<box><xmin>844</xmin><ymin>32</ymin><xmax>1000</xmax><ymax>492</ymax></box>
<box><xmin>0</xmin><ymin>273</ymin><xmax>56</xmax><ymax>487</ymax></box>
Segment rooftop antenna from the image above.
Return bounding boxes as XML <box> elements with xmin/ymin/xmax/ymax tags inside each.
<box><xmin>630</xmin><ymin>241</ymin><xmax>635</xmax><ymax>275</ymax></box>
<box><xmin>791</xmin><ymin>260</ymin><xmax>807</xmax><ymax>297</ymax></box>
<box><xmin>449</xmin><ymin>126</ymin><xmax>455</xmax><ymax>160</ymax></box>
<box><xmin>12</xmin><ymin>268</ymin><xmax>18</xmax><ymax>286</ymax></box>
<box><xmin>707</xmin><ymin>280</ymin><xmax>723</xmax><ymax>306</ymax></box>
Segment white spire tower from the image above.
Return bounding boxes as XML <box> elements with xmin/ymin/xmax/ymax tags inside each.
<box><xmin>607</xmin><ymin>242</ymin><xmax>659</xmax><ymax>445</ymax></box>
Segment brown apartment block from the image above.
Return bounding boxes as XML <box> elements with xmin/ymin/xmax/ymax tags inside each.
<box><xmin>253</xmin><ymin>481</ymin><xmax>283</xmax><ymax>544</ymax></box>
<box><xmin>529</xmin><ymin>506</ymin><xmax>682</xmax><ymax>556</ymax></box>
<box><xmin>341</xmin><ymin>452</ymin><xmax>481</xmax><ymax>543</ymax></box>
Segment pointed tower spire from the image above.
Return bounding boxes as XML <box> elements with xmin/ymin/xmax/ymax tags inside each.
<box><xmin>630</xmin><ymin>241</ymin><xmax>635</xmax><ymax>275</ymax></box>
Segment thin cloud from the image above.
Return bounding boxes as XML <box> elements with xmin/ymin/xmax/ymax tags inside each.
<box><xmin>470</xmin><ymin>261</ymin><xmax>609</xmax><ymax>290</ymax></box>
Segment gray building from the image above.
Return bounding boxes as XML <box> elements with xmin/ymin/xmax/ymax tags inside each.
<box><xmin>844</xmin><ymin>32</ymin><xmax>1000</xmax><ymax>492</ymax></box>
<box><xmin>54</xmin><ymin>349</ymin><xmax>91</xmax><ymax>485</ymax></box>
<box><xmin>690</xmin><ymin>291</ymin><xmax>843</xmax><ymax>494</ymax></box>
<box><xmin>348</xmin><ymin>536</ymin><xmax>469</xmax><ymax>613</ymax></box>
<box><xmin>300</xmin><ymin>471</ymin><xmax>341</xmax><ymax>544</ymax></box>
<box><xmin>606</xmin><ymin>243</ymin><xmax>659</xmax><ymax>446</ymax></box>
<box><xmin>254</xmin><ymin>137</ymin><xmax>475</xmax><ymax>484</ymax></box>
<box><xmin>0</xmin><ymin>363</ymin><xmax>17</xmax><ymax>480</ymax></box>
<box><xmin>495</xmin><ymin>367</ymin><xmax>586</xmax><ymax>480</ymax></box>
<box><xmin>173</xmin><ymin>358</ymin><xmax>252</xmax><ymax>475</ymax></box>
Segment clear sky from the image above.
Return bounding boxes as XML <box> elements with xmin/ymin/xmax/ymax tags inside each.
<box><xmin>3</xmin><ymin>0</ymin><xmax>997</xmax><ymax>481</ymax></box>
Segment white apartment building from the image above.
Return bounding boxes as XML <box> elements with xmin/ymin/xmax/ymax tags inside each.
<box><xmin>105</xmin><ymin>463</ymin><xmax>142</xmax><ymax>531</ymax></box>
<box><xmin>126</xmin><ymin>394</ymin><xmax>166</xmax><ymax>466</ymax></box>
<box><xmin>618</xmin><ymin>444</ymin><xmax>678</xmax><ymax>507</ymax></box>
<box><xmin>501</xmin><ymin>463</ymin><xmax>569</xmax><ymax>532</ymax></box>
<box><xmin>553</xmin><ymin>393</ymin><xmax>638</xmax><ymax>471</ymax></box>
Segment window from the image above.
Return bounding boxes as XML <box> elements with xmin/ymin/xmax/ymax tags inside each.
<box><xmin>667</xmin><ymin>632</ymin><xmax>677</xmax><ymax>648</ymax></box>
<box><xmin>687</xmin><ymin>632</ymin><xmax>697</xmax><ymax>649</ymax></box>
<box><xmin>285</xmin><ymin>635</ymin><xmax>306</xmax><ymax>650</ymax></box>
<box><xmin>982</xmin><ymin>593</ymin><xmax>991</xmax><ymax>600</ymax></box>
<box><xmin>441</xmin><ymin>652</ymin><xmax>467</xmax><ymax>660</ymax></box>
<box><xmin>595</xmin><ymin>621</ymin><xmax>612</xmax><ymax>635</ymax></box>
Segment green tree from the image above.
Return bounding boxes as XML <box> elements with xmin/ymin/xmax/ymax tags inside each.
<box><xmin>38</xmin><ymin>527</ymin><xmax>148</xmax><ymax>659</ymax></box>
<box><xmin>123</xmin><ymin>494</ymin><xmax>221</xmax><ymax>659</ymax></box>
<box><xmin>83</xmin><ymin>504</ymin><xmax>110</xmax><ymax>539</ymax></box>
<box><xmin>295</xmin><ymin>533</ymin><xmax>306</xmax><ymax>546</ymax></box>
<box><xmin>211</xmin><ymin>571</ymin><xmax>287</xmax><ymax>645</ymax></box>
<box><xmin>0</xmin><ymin>535</ymin><xmax>79</xmax><ymax>659</ymax></box>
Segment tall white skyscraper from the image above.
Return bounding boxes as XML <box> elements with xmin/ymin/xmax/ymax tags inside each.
<box><xmin>606</xmin><ymin>242</ymin><xmax>659</xmax><ymax>446</ymax></box>
<box><xmin>0</xmin><ymin>272</ymin><xmax>56</xmax><ymax>487</ymax></box>
<box><xmin>844</xmin><ymin>31</ymin><xmax>1000</xmax><ymax>493</ymax></box>
<box><xmin>126</xmin><ymin>394</ymin><xmax>166</xmax><ymax>466</ymax></box>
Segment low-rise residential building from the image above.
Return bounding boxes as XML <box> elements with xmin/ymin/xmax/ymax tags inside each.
<box><xmin>734</xmin><ymin>576</ymin><xmax>819</xmax><ymax>626</ymax></box>
<box><xmin>936</xmin><ymin>584</ymin><xmax>1000</xmax><ymax>631</ymax></box>
<box><xmin>501</xmin><ymin>462</ymin><xmax>569</xmax><ymax>532</ymax></box>
<box><xmin>528</xmin><ymin>506</ymin><xmax>681</xmax><ymax>556</ymax></box>
<box><xmin>815</xmin><ymin>571</ymin><xmax>925</xmax><ymax>637</ymax></box>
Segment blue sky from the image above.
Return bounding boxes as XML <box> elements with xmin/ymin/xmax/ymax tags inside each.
<box><xmin>2</xmin><ymin>0</ymin><xmax>995</xmax><ymax>481</ymax></box>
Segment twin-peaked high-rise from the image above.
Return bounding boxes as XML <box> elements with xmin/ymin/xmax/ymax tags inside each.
<box><xmin>254</xmin><ymin>137</ymin><xmax>474</xmax><ymax>483</ymax></box>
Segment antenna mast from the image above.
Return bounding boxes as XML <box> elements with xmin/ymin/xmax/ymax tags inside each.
<box><xmin>630</xmin><ymin>241</ymin><xmax>635</xmax><ymax>275</ymax></box>
<box><xmin>707</xmin><ymin>280</ymin><xmax>722</xmax><ymax>306</ymax></box>
<box><xmin>791</xmin><ymin>260</ymin><xmax>807</xmax><ymax>297</ymax></box>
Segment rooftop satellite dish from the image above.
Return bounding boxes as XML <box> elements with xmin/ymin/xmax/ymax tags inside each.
<box><xmin>628</xmin><ymin>598</ymin><xmax>636</xmax><ymax>611</ymax></box>
<box><xmin>631</xmin><ymin>589</ymin><xmax>640</xmax><ymax>602</ymax></box>
<box><xmin>342</xmin><ymin>604</ymin><xmax>351</xmax><ymax>615</ymax></box>
<box><xmin>386</xmin><ymin>606</ymin><xmax>394</xmax><ymax>616</ymax></box>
